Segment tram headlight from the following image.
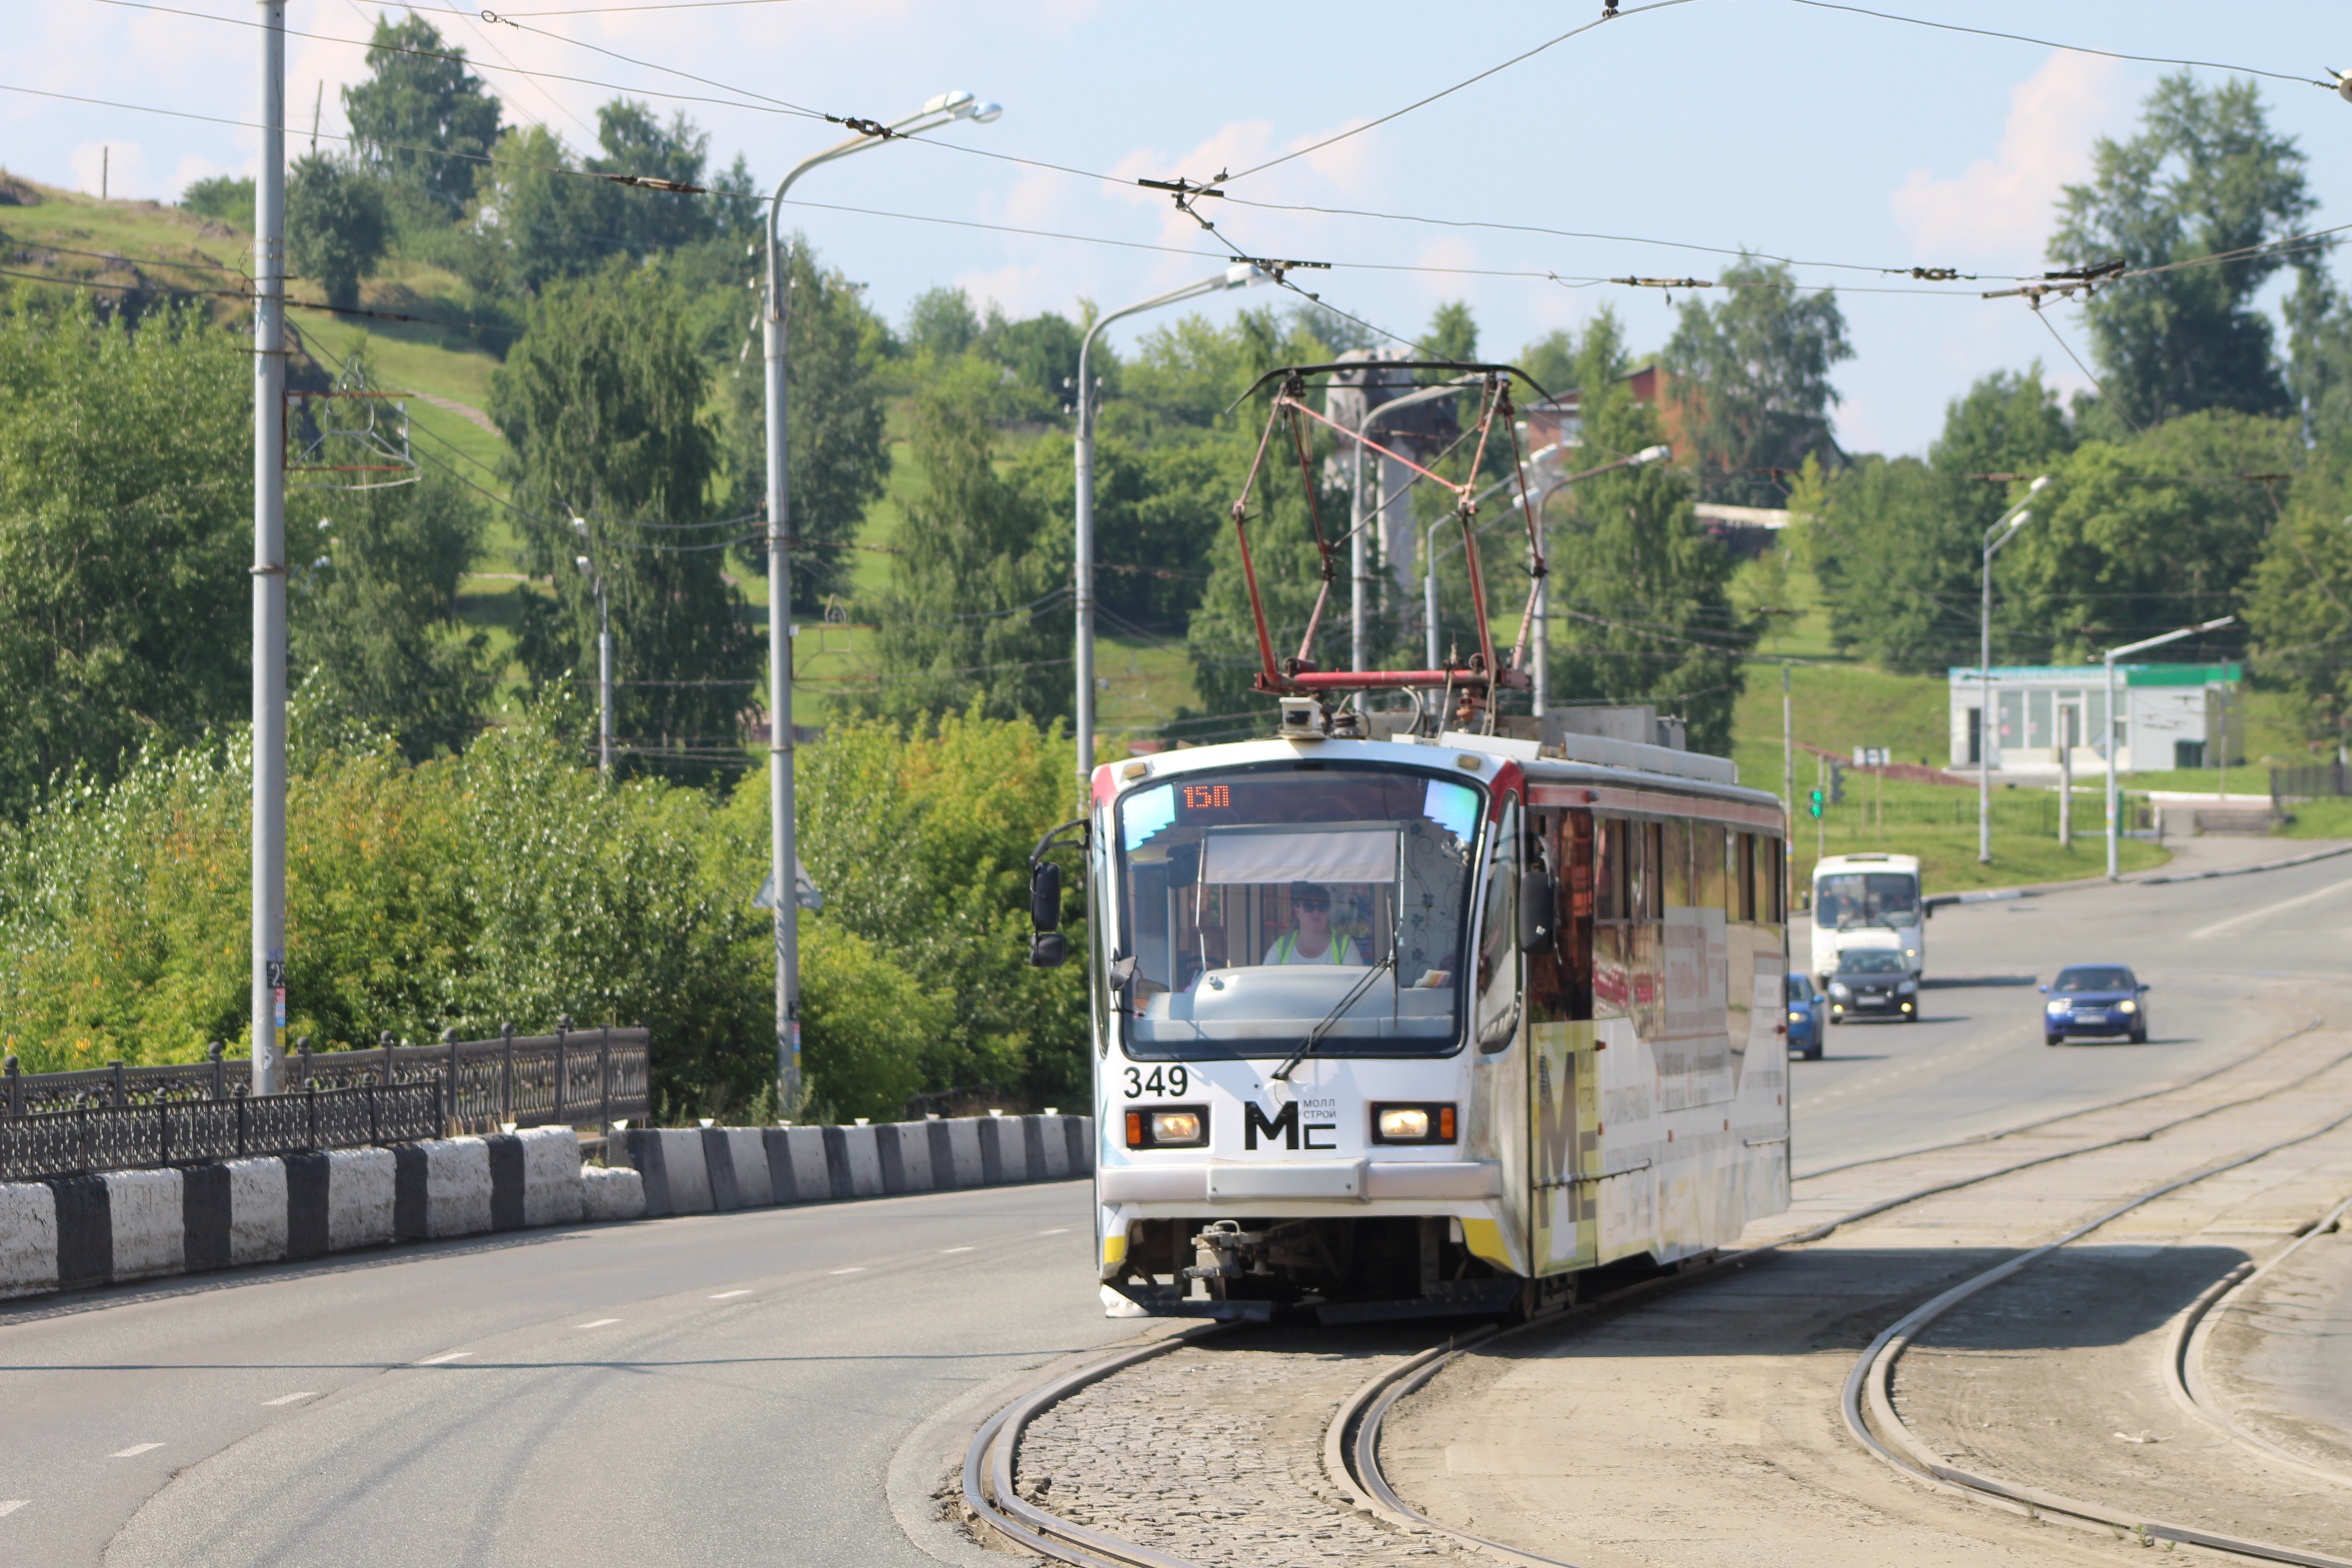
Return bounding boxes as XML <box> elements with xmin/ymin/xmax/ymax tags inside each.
<box><xmin>1372</xmin><ymin>1103</ymin><xmax>1456</xmax><ymax>1144</ymax></box>
<box><xmin>1124</xmin><ymin>1106</ymin><xmax>1209</xmax><ymax>1148</ymax></box>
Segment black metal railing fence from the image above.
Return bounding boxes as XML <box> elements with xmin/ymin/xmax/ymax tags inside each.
<box><xmin>2273</xmin><ymin>762</ymin><xmax>2352</xmax><ymax>801</ymax></box>
<box><xmin>0</xmin><ymin>1021</ymin><xmax>650</xmax><ymax>1181</ymax></box>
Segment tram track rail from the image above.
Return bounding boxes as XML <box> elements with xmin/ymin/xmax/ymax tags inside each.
<box><xmin>961</xmin><ymin>1022</ymin><xmax>2352</xmax><ymax>1568</ymax></box>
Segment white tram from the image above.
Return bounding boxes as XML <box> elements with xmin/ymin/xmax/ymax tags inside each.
<box><xmin>1029</xmin><ymin>722</ymin><xmax>1792</xmax><ymax>1320</ymax></box>
<box><xmin>1024</xmin><ymin>360</ymin><xmax>1794</xmax><ymax>1320</ymax></box>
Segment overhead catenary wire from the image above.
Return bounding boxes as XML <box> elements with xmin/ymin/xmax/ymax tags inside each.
<box><xmin>1779</xmin><ymin>0</ymin><xmax>2337</xmax><ymax>91</ymax></box>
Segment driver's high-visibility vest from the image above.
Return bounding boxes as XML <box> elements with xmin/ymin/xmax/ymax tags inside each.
<box><xmin>1268</xmin><ymin>931</ymin><xmax>1360</xmax><ymax>965</ymax></box>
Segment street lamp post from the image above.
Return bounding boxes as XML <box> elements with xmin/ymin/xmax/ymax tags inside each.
<box><xmin>1977</xmin><ymin>475</ymin><xmax>2051</xmax><ymax>865</ymax></box>
<box><xmin>1073</xmin><ymin>264</ymin><xmax>1268</xmax><ymax>783</ymax></box>
<box><xmin>571</xmin><ymin>518</ymin><xmax>612</xmax><ymax>782</ymax></box>
<box><xmin>761</xmin><ymin>91</ymin><xmax>998</xmax><ymax>1111</ymax></box>
<box><xmin>2103</xmin><ymin>615</ymin><xmax>2235</xmax><ymax>880</ymax></box>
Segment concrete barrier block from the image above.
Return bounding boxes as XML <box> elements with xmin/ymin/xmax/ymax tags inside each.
<box><xmin>944</xmin><ymin>1119</ymin><xmax>985</xmax><ymax>1187</ymax></box>
<box><xmin>104</xmin><ymin>1169</ymin><xmax>183</xmax><ymax>1282</ymax></box>
<box><xmin>422</xmin><ymin>1137</ymin><xmax>493</xmax><ymax>1238</ymax></box>
<box><xmin>777</xmin><ymin>1127</ymin><xmax>830</xmax><ymax>1202</ymax></box>
<box><xmin>881</xmin><ymin>1123</ymin><xmax>934</xmax><ymax>1192</ymax></box>
<box><xmin>838</xmin><ymin>1124</ymin><xmax>883</xmax><ymax>1197</ymax></box>
<box><xmin>485</xmin><ymin>1134</ymin><xmax>526</xmax><ymax>1231</ymax></box>
<box><xmin>326</xmin><ymin>1148</ymin><xmax>396</xmax><ymax>1253</ymax></box>
<box><xmin>718</xmin><ymin>1130</ymin><xmax>769</xmax><ymax>1209</ymax></box>
<box><xmin>225</xmin><ymin>1157</ymin><xmax>288</xmax><ymax>1266</ymax></box>
<box><xmin>181</xmin><ymin>1162</ymin><xmax>231</xmax><ymax>1273</ymax></box>
<box><xmin>0</xmin><ymin>1182</ymin><xmax>58</xmax><ymax>1299</ymax></box>
<box><xmin>1020</xmin><ymin>1116</ymin><xmax>1054</xmax><ymax>1180</ymax></box>
<box><xmin>581</xmin><ymin>1164</ymin><xmax>645</xmax><ymax>1222</ymax></box>
<box><xmin>699</xmin><ymin>1127</ymin><xmax>742</xmax><ymax>1210</ymax></box>
<box><xmin>1063</xmin><ymin>1116</ymin><xmax>1094</xmax><ymax>1175</ymax></box>
<box><xmin>519</xmin><ymin>1126</ymin><xmax>584</xmax><ymax>1227</ymax></box>
<box><xmin>653</xmin><ymin>1129</ymin><xmax>713</xmax><ymax>1215</ymax></box>
<box><xmin>1034</xmin><ymin>1116</ymin><xmax>1072</xmax><ymax>1179</ymax></box>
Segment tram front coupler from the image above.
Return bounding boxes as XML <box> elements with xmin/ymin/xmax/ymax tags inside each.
<box><xmin>1183</xmin><ymin>1221</ymin><xmax>1268</xmax><ymax>1295</ymax></box>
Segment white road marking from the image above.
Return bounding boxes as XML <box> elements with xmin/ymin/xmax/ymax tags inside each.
<box><xmin>828</xmin><ymin>1267</ymin><xmax>864</xmax><ymax>1275</ymax></box>
<box><xmin>261</xmin><ymin>1392</ymin><xmax>317</xmax><ymax>1406</ymax></box>
<box><xmin>941</xmin><ymin>1246</ymin><xmax>974</xmax><ymax>1254</ymax></box>
<box><xmin>574</xmin><ymin>1318</ymin><xmax>620</xmax><ymax>1328</ymax></box>
<box><xmin>0</xmin><ymin>1500</ymin><xmax>24</xmax><ymax>1517</ymax></box>
<box><xmin>412</xmin><ymin>1351</ymin><xmax>473</xmax><ymax>1366</ymax></box>
<box><xmin>2190</xmin><ymin>876</ymin><xmax>2352</xmax><ymax>939</ymax></box>
<box><xmin>109</xmin><ymin>1444</ymin><xmax>162</xmax><ymax>1458</ymax></box>
<box><xmin>709</xmin><ymin>1289</ymin><xmax>751</xmax><ymax>1299</ymax></box>
<box><xmin>1038</xmin><ymin>1228</ymin><xmax>1070</xmax><ymax>1235</ymax></box>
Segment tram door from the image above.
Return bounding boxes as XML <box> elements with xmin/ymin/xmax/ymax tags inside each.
<box><xmin>1527</xmin><ymin>808</ymin><xmax>1601</xmax><ymax>1277</ymax></box>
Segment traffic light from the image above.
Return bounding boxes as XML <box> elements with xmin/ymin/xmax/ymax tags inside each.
<box><xmin>1828</xmin><ymin>761</ymin><xmax>1847</xmax><ymax>806</ymax></box>
<box><xmin>1808</xmin><ymin>789</ymin><xmax>1824</xmax><ymax>819</ymax></box>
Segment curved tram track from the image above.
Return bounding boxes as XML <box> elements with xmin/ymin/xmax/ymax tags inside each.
<box><xmin>962</xmin><ymin>1020</ymin><xmax>2352</xmax><ymax>1568</ymax></box>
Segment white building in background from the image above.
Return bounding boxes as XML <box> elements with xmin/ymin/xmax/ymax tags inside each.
<box><xmin>1945</xmin><ymin>664</ymin><xmax>2244</xmax><ymax>776</ymax></box>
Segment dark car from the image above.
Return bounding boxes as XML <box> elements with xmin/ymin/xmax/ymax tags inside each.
<box><xmin>2042</xmin><ymin>964</ymin><xmax>2150</xmax><ymax>1045</ymax></box>
<box><xmin>1786</xmin><ymin>973</ymin><xmax>1826</xmax><ymax>1060</ymax></box>
<box><xmin>1826</xmin><ymin>948</ymin><xmax>1918</xmax><ymax>1024</ymax></box>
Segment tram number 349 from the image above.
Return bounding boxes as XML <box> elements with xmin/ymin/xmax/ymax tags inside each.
<box><xmin>1122</xmin><ymin>1065</ymin><xmax>1191</xmax><ymax>1098</ymax></box>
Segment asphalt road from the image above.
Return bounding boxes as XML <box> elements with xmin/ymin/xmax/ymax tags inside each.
<box><xmin>1791</xmin><ymin>841</ymin><xmax>2352</xmax><ymax>1173</ymax></box>
<box><xmin>0</xmin><ymin>1180</ymin><xmax>1120</xmax><ymax>1568</ymax></box>
<box><xmin>3</xmin><ymin>838</ymin><xmax>2346</xmax><ymax>1566</ymax></box>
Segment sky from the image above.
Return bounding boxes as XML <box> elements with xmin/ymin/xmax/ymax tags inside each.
<box><xmin>6</xmin><ymin>0</ymin><xmax>2351</xmax><ymax>456</ymax></box>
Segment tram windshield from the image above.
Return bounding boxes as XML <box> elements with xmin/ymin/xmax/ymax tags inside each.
<box><xmin>1113</xmin><ymin>764</ymin><xmax>1486</xmax><ymax>1060</ymax></box>
<box><xmin>1813</xmin><ymin>871</ymin><xmax>1920</xmax><ymax>931</ymax></box>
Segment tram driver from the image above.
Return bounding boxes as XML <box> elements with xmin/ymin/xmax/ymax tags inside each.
<box><xmin>1262</xmin><ymin>882</ymin><xmax>1362</xmax><ymax>966</ymax></box>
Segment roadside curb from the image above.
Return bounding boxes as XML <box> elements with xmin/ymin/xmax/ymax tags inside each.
<box><xmin>1898</xmin><ymin>838</ymin><xmax>2352</xmax><ymax>908</ymax></box>
<box><xmin>2136</xmin><ymin>840</ymin><xmax>2352</xmax><ymax>885</ymax></box>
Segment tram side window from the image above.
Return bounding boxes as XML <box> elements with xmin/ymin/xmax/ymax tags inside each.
<box><xmin>1592</xmin><ymin>817</ymin><xmax>1629</xmax><ymax>1019</ymax></box>
<box><xmin>1562</xmin><ymin>810</ymin><xmax>1595</xmax><ymax>1020</ymax></box>
<box><xmin>1768</xmin><ymin>838</ymin><xmax>1786</xmax><ymax>923</ymax></box>
<box><xmin>1736</xmin><ymin>832</ymin><xmax>1757</xmax><ymax>922</ymax></box>
<box><xmin>1695</xmin><ymin>823</ymin><xmax>1726</xmax><ymax>914</ymax></box>
<box><xmin>1474</xmin><ymin>799</ymin><xmax>1521</xmax><ymax>1051</ymax></box>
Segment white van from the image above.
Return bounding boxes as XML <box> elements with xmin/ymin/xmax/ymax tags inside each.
<box><xmin>1809</xmin><ymin>853</ymin><xmax>1924</xmax><ymax>985</ymax></box>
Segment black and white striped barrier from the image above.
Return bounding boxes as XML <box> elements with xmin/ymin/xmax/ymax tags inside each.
<box><xmin>606</xmin><ymin>1113</ymin><xmax>1093</xmax><ymax>1218</ymax></box>
<box><xmin>0</xmin><ymin>1126</ymin><xmax>588</xmax><ymax>1298</ymax></box>
<box><xmin>0</xmin><ymin>1114</ymin><xmax>1094</xmax><ymax>1299</ymax></box>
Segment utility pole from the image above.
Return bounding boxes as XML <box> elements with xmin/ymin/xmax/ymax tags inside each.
<box><xmin>101</xmin><ymin>146</ymin><xmax>108</xmax><ymax>201</ymax></box>
<box><xmin>572</xmin><ymin>519</ymin><xmax>612</xmax><ymax>782</ymax></box>
<box><xmin>1781</xmin><ymin>664</ymin><xmax>1793</xmax><ymax>825</ymax></box>
<box><xmin>1979</xmin><ymin>476</ymin><xmax>2049</xmax><ymax>864</ymax></box>
<box><xmin>251</xmin><ymin>0</ymin><xmax>288</xmax><ymax>1095</ymax></box>
<box><xmin>310</xmin><ymin>81</ymin><xmax>322</xmax><ymax>153</ymax></box>
<box><xmin>2058</xmin><ymin>706</ymin><xmax>2073</xmax><ymax>849</ymax></box>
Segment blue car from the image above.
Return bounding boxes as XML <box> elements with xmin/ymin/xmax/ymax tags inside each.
<box><xmin>1787</xmin><ymin>973</ymin><xmax>1826</xmax><ymax>1060</ymax></box>
<box><xmin>2042</xmin><ymin>964</ymin><xmax>2151</xmax><ymax>1046</ymax></box>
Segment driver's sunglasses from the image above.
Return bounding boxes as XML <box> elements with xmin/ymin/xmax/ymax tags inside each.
<box><xmin>1295</xmin><ymin>898</ymin><xmax>1330</xmax><ymax>913</ymax></box>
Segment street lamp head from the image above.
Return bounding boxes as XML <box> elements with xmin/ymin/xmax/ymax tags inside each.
<box><xmin>1224</xmin><ymin>262</ymin><xmax>1273</xmax><ymax>289</ymax></box>
<box><xmin>570</xmin><ymin>516</ymin><xmax>588</xmax><ymax>536</ymax></box>
<box><xmin>1633</xmin><ymin>444</ymin><xmax>1671</xmax><ymax>467</ymax></box>
<box><xmin>924</xmin><ymin>90</ymin><xmax>976</xmax><ymax>116</ymax></box>
<box><xmin>575</xmin><ymin>555</ymin><xmax>592</xmax><ymax>574</ymax></box>
<box><xmin>2027</xmin><ymin>474</ymin><xmax>2052</xmax><ymax>494</ymax></box>
<box><xmin>969</xmin><ymin>101</ymin><xmax>1004</xmax><ymax>124</ymax></box>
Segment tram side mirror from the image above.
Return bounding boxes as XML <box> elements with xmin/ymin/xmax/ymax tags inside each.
<box><xmin>1029</xmin><ymin>860</ymin><xmax>1063</xmax><ymax>933</ymax></box>
<box><xmin>1166</xmin><ymin>842</ymin><xmax>1198</xmax><ymax>891</ymax></box>
<box><xmin>1028</xmin><ymin>931</ymin><xmax>1067</xmax><ymax>969</ymax></box>
<box><xmin>1109</xmin><ymin>954</ymin><xmax>1139</xmax><ymax>996</ymax></box>
<box><xmin>1518</xmin><ymin>870</ymin><xmax>1557</xmax><ymax>954</ymax></box>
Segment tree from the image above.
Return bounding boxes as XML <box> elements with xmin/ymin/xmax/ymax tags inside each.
<box><xmin>1997</xmin><ymin>410</ymin><xmax>2298</xmax><ymax>663</ymax></box>
<box><xmin>286</xmin><ymin>155</ymin><xmax>389</xmax><ymax>310</ymax></box>
<box><xmin>1663</xmin><ymin>256</ymin><xmax>1853</xmax><ymax>506</ymax></box>
<box><xmin>716</xmin><ymin>238</ymin><xmax>892</xmax><ymax>613</ymax></box>
<box><xmin>1806</xmin><ymin>369</ymin><xmax>2073</xmax><ymax>672</ymax></box>
<box><xmin>1547</xmin><ymin>312</ymin><xmax>1754</xmax><ymax>753</ymax></box>
<box><xmin>462</xmin><ymin>124</ymin><xmax>611</xmax><ymax>299</ymax></box>
<box><xmin>291</xmin><ymin>377</ymin><xmax>493</xmax><ymax>760</ymax></box>
<box><xmin>862</xmin><ymin>375</ymin><xmax>1068</xmax><ymax>726</ymax></box>
<box><xmin>904</xmin><ymin>286</ymin><xmax>982</xmax><ymax>361</ymax></box>
<box><xmin>0</xmin><ymin>299</ymin><xmax>247</xmax><ymax>819</ymax></box>
<box><xmin>341</xmin><ymin>12</ymin><xmax>503</xmax><ymax>216</ymax></box>
<box><xmin>2049</xmin><ymin>73</ymin><xmax>2317</xmax><ymax>429</ymax></box>
<box><xmin>490</xmin><ymin>263</ymin><xmax>758</xmax><ymax>783</ymax></box>
<box><xmin>2243</xmin><ymin>450</ymin><xmax>2352</xmax><ymax>750</ymax></box>
<box><xmin>178</xmin><ymin>175</ymin><xmax>253</xmax><ymax>233</ymax></box>
<box><xmin>588</xmin><ymin>98</ymin><xmax>713</xmax><ymax>255</ymax></box>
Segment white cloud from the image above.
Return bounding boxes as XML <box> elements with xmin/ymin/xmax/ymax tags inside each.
<box><xmin>1890</xmin><ymin>52</ymin><xmax>2123</xmax><ymax>270</ymax></box>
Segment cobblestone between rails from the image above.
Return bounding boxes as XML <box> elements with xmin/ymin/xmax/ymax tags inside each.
<box><xmin>1013</xmin><ymin>1329</ymin><xmax>1465</xmax><ymax>1567</ymax></box>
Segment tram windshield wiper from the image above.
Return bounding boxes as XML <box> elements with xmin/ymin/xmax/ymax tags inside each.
<box><xmin>1268</xmin><ymin>953</ymin><xmax>1396</xmax><ymax>1082</ymax></box>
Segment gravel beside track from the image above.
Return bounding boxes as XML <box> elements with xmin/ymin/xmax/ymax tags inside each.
<box><xmin>1010</xmin><ymin>1328</ymin><xmax>1467</xmax><ymax>1567</ymax></box>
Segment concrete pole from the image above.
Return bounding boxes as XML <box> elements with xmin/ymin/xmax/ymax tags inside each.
<box><xmin>2058</xmin><ymin>703</ymin><xmax>2073</xmax><ymax>849</ymax></box>
<box><xmin>597</xmin><ymin>607</ymin><xmax>613</xmax><ymax>783</ymax></box>
<box><xmin>1978</xmin><ymin>538</ymin><xmax>1994</xmax><ymax>866</ymax></box>
<box><xmin>251</xmin><ymin>0</ymin><xmax>287</xmax><ymax>1096</ymax></box>
<box><xmin>2105</xmin><ymin>656</ymin><xmax>2121</xmax><ymax>880</ymax></box>
<box><xmin>1350</xmin><ymin>423</ymin><xmax>1369</xmax><ymax>680</ymax></box>
<box><xmin>762</xmin><ymin>225</ymin><xmax>800</xmax><ymax>1112</ymax></box>
<box><xmin>1782</xmin><ymin>663</ymin><xmax>1794</xmax><ymax>825</ymax></box>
